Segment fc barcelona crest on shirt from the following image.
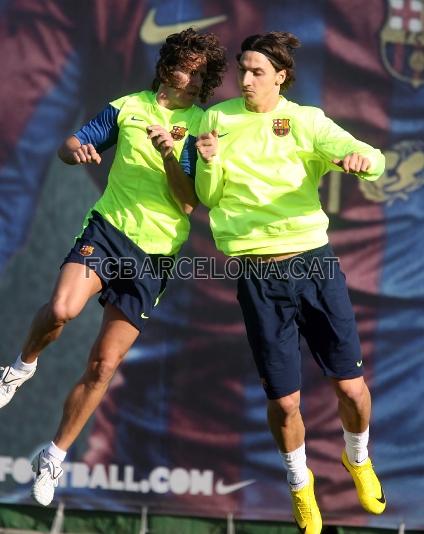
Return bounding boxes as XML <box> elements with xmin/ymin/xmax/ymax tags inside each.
<box><xmin>380</xmin><ymin>0</ymin><xmax>424</xmax><ymax>88</ymax></box>
<box><xmin>170</xmin><ymin>126</ymin><xmax>187</xmax><ymax>141</ymax></box>
<box><xmin>79</xmin><ymin>244</ymin><xmax>95</xmax><ymax>257</ymax></box>
<box><xmin>272</xmin><ymin>118</ymin><xmax>290</xmax><ymax>137</ymax></box>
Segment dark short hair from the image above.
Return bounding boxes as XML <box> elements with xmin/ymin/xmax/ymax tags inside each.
<box><xmin>152</xmin><ymin>28</ymin><xmax>227</xmax><ymax>103</ymax></box>
<box><xmin>237</xmin><ymin>32</ymin><xmax>301</xmax><ymax>91</ymax></box>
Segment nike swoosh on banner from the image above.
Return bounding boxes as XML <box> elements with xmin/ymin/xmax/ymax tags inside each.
<box><xmin>140</xmin><ymin>8</ymin><xmax>227</xmax><ymax>45</ymax></box>
<box><xmin>215</xmin><ymin>479</ymin><xmax>255</xmax><ymax>495</ymax></box>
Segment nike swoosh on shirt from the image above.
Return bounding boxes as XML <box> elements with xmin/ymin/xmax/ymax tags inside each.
<box><xmin>218</xmin><ymin>133</ymin><xmax>229</xmax><ymax>138</ymax></box>
<box><xmin>139</xmin><ymin>8</ymin><xmax>227</xmax><ymax>45</ymax></box>
<box><xmin>215</xmin><ymin>478</ymin><xmax>255</xmax><ymax>495</ymax></box>
<box><xmin>131</xmin><ymin>116</ymin><xmax>145</xmax><ymax>122</ymax></box>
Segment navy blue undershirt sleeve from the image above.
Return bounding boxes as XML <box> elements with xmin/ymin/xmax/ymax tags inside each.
<box><xmin>74</xmin><ymin>104</ymin><xmax>119</xmax><ymax>153</ymax></box>
<box><xmin>179</xmin><ymin>134</ymin><xmax>197</xmax><ymax>179</ymax></box>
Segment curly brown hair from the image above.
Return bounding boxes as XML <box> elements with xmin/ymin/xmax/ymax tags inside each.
<box><xmin>152</xmin><ymin>28</ymin><xmax>227</xmax><ymax>103</ymax></box>
<box><xmin>237</xmin><ymin>32</ymin><xmax>301</xmax><ymax>91</ymax></box>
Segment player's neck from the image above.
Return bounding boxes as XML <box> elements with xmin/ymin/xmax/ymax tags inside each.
<box><xmin>244</xmin><ymin>94</ymin><xmax>281</xmax><ymax>113</ymax></box>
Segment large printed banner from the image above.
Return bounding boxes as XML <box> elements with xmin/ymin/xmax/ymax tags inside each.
<box><xmin>0</xmin><ymin>0</ymin><xmax>423</xmax><ymax>529</ymax></box>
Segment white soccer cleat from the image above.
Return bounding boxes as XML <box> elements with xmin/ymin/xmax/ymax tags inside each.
<box><xmin>0</xmin><ymin>365</ymin><xmax>36</xmax><ymax>408</ymax></box>
<box><xmin>31</xmin><ymin>450</ymin><xmax>64</xmax><ymax>506</ymax></box>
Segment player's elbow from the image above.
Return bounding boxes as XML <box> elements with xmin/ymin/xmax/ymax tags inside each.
<box><xmin>182</xmin><ymin>197</ymin><xmax>199</xmax><ymax>215</ymax></box>
<box><xmin>183</xmin><ymin>204</ymin><xmax>194</xmax><ymax>215</ymax></box>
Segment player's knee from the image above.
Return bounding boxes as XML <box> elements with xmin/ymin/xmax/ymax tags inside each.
<box><xmin>335</xmin><ymin>378</ymin><xmax>368</xmax><ymax>407</ymax></box>
<box><xmin>86</xmin><ymin>344</ymin><xmax>125</xmax><ymax>385</ymax></box>
<box><xmin>86</xmin><ymin>357</ymin><xmax>120</xmax><ymax>386</ymax></box>
<box><xmin>48</xmin><ymin>299</ymin><xmax>80</xmax><ymax>325</ymax></box>
<box><xmin>268</xmin><ymin>392</ymin><xmax>300</xmax><ymax>420</ymax></box>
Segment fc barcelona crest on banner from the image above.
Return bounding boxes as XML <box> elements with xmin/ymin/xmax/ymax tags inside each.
<box><xmin>272</xmin><ymin>118</ymin><xmax>290</xmax><ymax>137</ymax></box>
<box><xmin>380</xmin><ymin>0</ymin><xmax>424</xmax><ymax>88</ymax></box>
<box><xmin>170</xmin><ymin>125</ymin><xmax>187</xmax><ymax>141</ymax></box>
<box><xmin>359</xmin><ymin>140</ymin><xmax>424</xmax><ymax>205</ymax></box>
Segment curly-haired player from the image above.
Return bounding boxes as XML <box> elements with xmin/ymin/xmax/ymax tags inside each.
<box><xmin>152</xmin><ymin>27</ymin><xmax>227</xmax><ymax>103</ymax></box>
<box><xmin>0</xmin><ymin>28</ymin><xmax>226</xmax><ymax>506</ymax></box>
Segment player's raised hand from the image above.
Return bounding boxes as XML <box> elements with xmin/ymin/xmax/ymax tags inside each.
<box><xmin>147</xmin><ymin>125</ymin><xmax>174</xmax><ymax>160</ymax></box>
<box><xmin>72</xmin><ymin>143</ymin><xmax>102</xmax><ymax>165</ymax></box>
<box><xmin>196</xmin><ymin>130</ymin><xmax>218</xmax><ymax>163</ymax></box>
<box><xmin>332</xmin><ymin>153</ymin><xmax>370</xmax><ymax>173</ymax></box>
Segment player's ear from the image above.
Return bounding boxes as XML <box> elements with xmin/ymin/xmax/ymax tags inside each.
<box><xmin>276</xmin><ymin>69</ymin><xmax>286</xmax><ymax>86</ymax></box>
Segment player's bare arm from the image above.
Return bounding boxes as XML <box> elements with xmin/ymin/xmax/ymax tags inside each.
<box><xmin>148</xmin><ymin>124</ymin><xmax>198</xmax><ymax>214</ymax></box>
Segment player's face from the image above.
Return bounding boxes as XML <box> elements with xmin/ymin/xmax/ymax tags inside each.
<box><xmin>166</xmin><ymin>56</ymin><xmax>207</xmax><ymax>109</ymax></box>
<box><xmin>237</xmin><ymin>51</ymin><xmax>286</xmax><ymax>112</ymax></box>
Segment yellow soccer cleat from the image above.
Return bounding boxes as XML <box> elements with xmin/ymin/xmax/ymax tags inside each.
<box><xmin>342</xmin><ymin>450</ymin><xmax>386</xmax><ymax>515</ymax></box>
<box><xmin>291</xmin><ymin>469</ymin><xmax>322</xmax><ymax>533</ymax></box>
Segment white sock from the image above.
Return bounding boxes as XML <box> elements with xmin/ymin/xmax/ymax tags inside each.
<box><xmin>279</xmin><ymin>443</ymin><xmax>309</xmax><ymax>490</ymax></box>
<box><xmin>343</xmin><ymin>426</ymin><xmax>369</xmax><ymax>465</ymax></box>
<box><xmin>13</xmin><ymin>353</ymin><xmax>37</xmax><ymax>373</ymax></box>
<box><xmin>45</xmin><ymin>441</ymin><xmax>67</xmax><ymax>463</ymax></box>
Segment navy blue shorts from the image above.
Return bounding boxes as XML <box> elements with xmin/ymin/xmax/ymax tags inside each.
<box><xmin>236</xmin><ymin>244</ymin><xmax>363</xmax><ymax>399</ymax></box>
<box><xmin>62</xmin><ymin>211</ymin><xmax>175</xmax><ymax>331</ymax></box>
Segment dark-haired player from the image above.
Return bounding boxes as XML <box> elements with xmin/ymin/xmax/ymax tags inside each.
<box><xmin>196</xmin><ymin>31</ymin><xmax>385</xmax><ymax>532</ymax></box>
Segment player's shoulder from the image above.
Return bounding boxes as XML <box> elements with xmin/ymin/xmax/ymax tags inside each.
<box><xmin>110</xmin><ymin>91</ymin><xmax>151</xmax><ymax>110</ymax></box>
<box><xmin>284</xmin><ymin>98</ymin><xmax>324</xmax><ymax>119</ymax></box>
<box><xmin>283</xmin><ymin>99</ymin><xmax>328</xmax><ymax>134</ymax></box>
<box><xmin>204</xmin><ymin>97</ymin><xmax>244</xmax><ymax>116</ymax></box>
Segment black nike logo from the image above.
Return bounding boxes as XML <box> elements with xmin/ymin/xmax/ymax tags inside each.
<box><xmin>1</xmin><ymin>369</ymin><xmax>21</xmax><ymax>385</ymax></box>
<box><xmin>376</xmin><ymin>486</ymin><xmax>386</xmax><ymax>504</ymax></box>
<box><xmin>2</xmin><ymin>377</ymin><xmax>22</xmax><ymax>385</ymax></box>
<box><xmin>218</xmin><ymin>133</ymin><xmax>229</xmax><ymax>138</ymax></box>
<box><xmin>131</xmin><ymin>116</ymin><xmax>145</xmax><ymax>122</ymax></box>
<box><xmin>342</xmin><ymin>459</ymin><xmax>386</xmax><ymax>505</ymax></box>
